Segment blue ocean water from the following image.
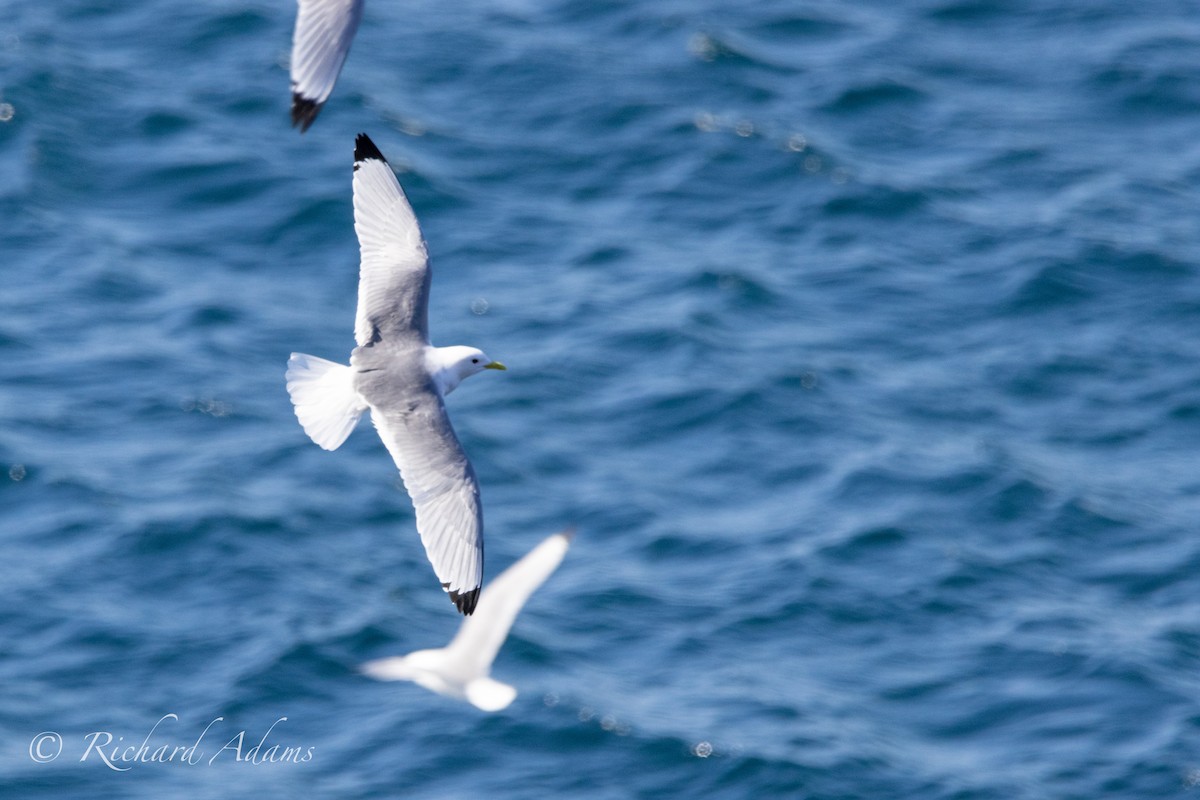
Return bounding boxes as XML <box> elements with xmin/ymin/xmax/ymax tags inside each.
<box><xmin>3</xmin><ymin>0</ymin><xmax>1200</xmax><ymax>796</ymax></box>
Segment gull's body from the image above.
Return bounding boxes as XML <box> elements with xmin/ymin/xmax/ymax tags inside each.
<box><xmin>362</xmin><ymin>532</ymin><xmax>572</xmax><ymax>711</ymax></box>
<box><xmin>289</xmin><ymin>0</ymin><xmax>364</xmax><ymax>131</ymax></box>
<box><xmin>286</xmin><ymin>134</ymin><xmax>505</xmax><ymax>614</ymax></box>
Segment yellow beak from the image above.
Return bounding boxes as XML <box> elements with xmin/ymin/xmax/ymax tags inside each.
<box><xmin>484</xmin><ymin>361</ymin><xmax>507</xmax><ymax>371</ymax></box>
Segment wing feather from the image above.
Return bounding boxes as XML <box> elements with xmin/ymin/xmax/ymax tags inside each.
<box><xmin>290</xmin><ymin>0</ymin><xmax>365</xmax><ymax>131</ymax></box>
<box><xmin>352</xmin><ymin>134</ymin><xmax>431</xmax><ymax>347</ymax></box>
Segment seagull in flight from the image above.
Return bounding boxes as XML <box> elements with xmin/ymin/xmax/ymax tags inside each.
<box><xmin>362</xmin><ymin>531</ymin><xmax>572</xmax><ymax>711</ymax></box>
<box><xmin>286</xmin><ymin>133</ymin><xmax>506</xmax><ymax>614</ymax></box>
<box><xmin>289</xmin><ymin>0</ymin><xmax>364</xmax><ymax>131</ymax></box>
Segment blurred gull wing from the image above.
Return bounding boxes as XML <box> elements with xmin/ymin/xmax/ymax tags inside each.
<box><xmin>290</xmin><ymin>0</ymin><xmax>365</xmax><ymax>131</ymax></box>
<box><xmin>442</xmin><ymin>532</ymin><xmax>572</xmax><ymax>675</ymax></box>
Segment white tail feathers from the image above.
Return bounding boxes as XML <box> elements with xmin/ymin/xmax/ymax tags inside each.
<box><xmin>286</xmin><ymin>353</ymin><xmax>367</xmax><ymax>451</ymax></box>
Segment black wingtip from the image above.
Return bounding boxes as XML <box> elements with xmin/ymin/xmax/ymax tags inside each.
<box><xmin>354</xmin><ymin>133</ymin><xmax>387</xmax><ymax>167</ymax></box>
<box><xmin>448</xmin><ymin>586</ymin><xmax>481</xmax><ymax>616</ymax></box>
<box><xmin>291</xmin><ymin>93</ymin><xmax>322</xmax><ymax>133</ymax></box>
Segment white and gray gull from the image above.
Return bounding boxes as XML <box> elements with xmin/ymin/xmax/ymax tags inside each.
<box><xmin>289</xmin><ymin>0</ymin><xmax>364</xmax><ymax>131</ymax></box>
<box><xmin>286</xmin><ymin>133</ymin><xmax>506</xmax><ymax>615</ymax></box>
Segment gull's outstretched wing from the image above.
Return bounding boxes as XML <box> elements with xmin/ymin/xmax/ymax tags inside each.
<box><xmin>290</xmin><ymin>0</ymin><xmax>365</xmax><ymax>131</ymax></box>
<box><xmin>443</xmin><ymin>532</ymin><xmax>571</xmax><ymax>672</ymax></box>
<box><xmin>368</xmin><ymin>395</ymin><xmax>484</xmax><ymax>615</ymax></box>
<box><xmin>351</xmin><ymin>133</ymin><xmax>431</xmax><ymax>347</ymax></box>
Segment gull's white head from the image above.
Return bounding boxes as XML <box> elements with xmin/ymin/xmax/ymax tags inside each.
<box><xmin>455</xmin><ymin>346</ymin><xmax>507</xmax><ymax>377</ymax></box>
<box><xmin>428</xmin><ymin>345</ymin><xmax>506</xmax><ymax>395</ymax></box>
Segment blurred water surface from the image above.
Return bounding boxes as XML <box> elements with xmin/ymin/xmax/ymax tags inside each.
<box><xmin>2</xmin><ymin>0</ymin><xmax>1200</xmax><ymax>797</ymax></box>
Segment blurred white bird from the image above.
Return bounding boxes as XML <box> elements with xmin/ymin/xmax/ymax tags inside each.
<box><xmin>361</xmin><ymin>531</ymin><xmax>572</xmax><ymax>711</ymax></box>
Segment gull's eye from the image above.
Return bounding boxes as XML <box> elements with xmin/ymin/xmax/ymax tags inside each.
<box><xmin>472</xmin><ymin>359</ymin><xmax>479</xmax><ymax>364</ymax></box>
